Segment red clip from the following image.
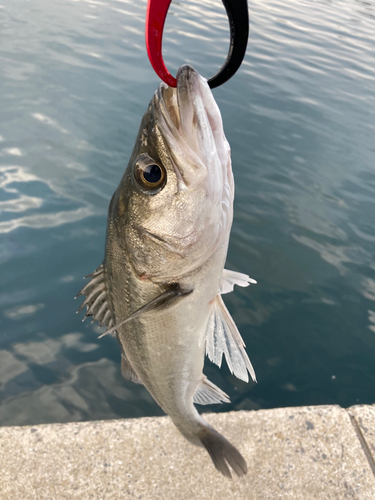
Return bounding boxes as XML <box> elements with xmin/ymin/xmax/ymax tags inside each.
<box><xmin>146</xmin><ymin>0</ymin><xmax>249</xmax><ymax>89</ymax></box>
<box><xmin>146</xmin><ymin>0</ymin><xmax>177</xmax><ymax>87</ymax></box>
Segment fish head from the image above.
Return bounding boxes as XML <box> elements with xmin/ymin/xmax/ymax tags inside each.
<box><xmin>107</xmin><ymin>65</ymin><xmax>234</xmax><ymax>282</ymax></box>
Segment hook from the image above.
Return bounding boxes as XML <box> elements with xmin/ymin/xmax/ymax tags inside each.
<box><xmin>145</xmin><ymin>0</ymin><xmax>249</xmax><ymax>89</ymax></box>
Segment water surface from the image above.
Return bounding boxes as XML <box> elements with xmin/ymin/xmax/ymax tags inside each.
<box><xmin>0</xmin><ymin>0</ymin><xmax>374</xmax><ymax>425</ymax></box>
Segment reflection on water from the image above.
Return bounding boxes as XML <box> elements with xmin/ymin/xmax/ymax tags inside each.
<box><xmin>0</xmin><ymin>0</ymin><xmax>374</xmax><ymax>425</ymax></box>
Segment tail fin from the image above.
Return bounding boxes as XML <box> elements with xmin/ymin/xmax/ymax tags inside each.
<box><xmin>199</xmin><ymin>424</ymin><xmax>248</xmax><ymax>478</ymax></box>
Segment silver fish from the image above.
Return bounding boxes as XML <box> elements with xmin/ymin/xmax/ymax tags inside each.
<box><xmin>77</xmin><ymin>65</ymin><xmax>256</xmax><ymax>478</ymax></box>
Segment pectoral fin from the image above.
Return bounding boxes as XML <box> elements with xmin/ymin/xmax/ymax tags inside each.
<box><xmin>75</xmin><ymin>263</ymin><xmax>114</xmax><ymax>329</ymax></box>
<box><xmin>205</xmin><ymin>295</ymin><xmax>256</xmax><ymax>383</ymax></box>
<box><xmin>193</xmin><ymin>376</ymin><xmax>230</xmax><ymax>405</ymax></box>
<box><xmin>220</xmin><ymin>268</ymin><xmax>257</xmax><ymax>295</ymax></box>
<box><xmin>98</xmin><ymin>283</ymin><xmax>193</xmax><ymax>339</ymax></box>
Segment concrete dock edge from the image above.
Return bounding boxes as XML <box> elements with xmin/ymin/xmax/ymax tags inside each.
<box><xmin>1</xmin><ymin>405</ymin><xmax>374</xmax><ymax>499</ymax></box>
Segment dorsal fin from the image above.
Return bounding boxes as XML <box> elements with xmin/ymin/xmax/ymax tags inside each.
<box><xmin>121</xmin><ymin>352</ymin><xmax>141</xmax><ymax>384</ymax></box>
<box><xmin>75</xmin><ymin>263</ymin><xmax>114</xmax><ymax>329</ymax></box>
<box><xmin>205</xmin><ymin>295</ymin><xmax>256</xmax><ymax>383</ymax></box>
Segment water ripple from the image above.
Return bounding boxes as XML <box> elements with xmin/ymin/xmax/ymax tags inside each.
<box><xmin>0</xmin><ymin>0</ymin><xmax>374</xmax><ymax>422</ymax></box>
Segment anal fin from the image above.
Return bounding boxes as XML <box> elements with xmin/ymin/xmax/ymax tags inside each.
<box><xmin>205</xmin><ymin>295</ymin><xmax>256</xmax><ymax>383</ymax></box>
<box><xmin>193</xmin><ymin>376</ymin><xmax>230</xmax><ymax>405</ymax></box>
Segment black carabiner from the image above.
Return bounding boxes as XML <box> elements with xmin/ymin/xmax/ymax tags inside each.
<box><xmin>208</xmin><ymin>0</ymin><xmax>249</xmax><ymax>89</ymax></box>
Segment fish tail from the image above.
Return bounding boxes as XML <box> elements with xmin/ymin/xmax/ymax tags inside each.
<box><xmin>172</xmin><ymin>409</ymin><xmax>247</xmax><ymax>478</ymax></box>
<box><xmin>198</xmin><ymin>423</ymin><xmax>248</xmax><ymax>478</ymax></box>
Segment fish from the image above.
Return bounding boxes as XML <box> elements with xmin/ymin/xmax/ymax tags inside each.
<box><xmin>76</xmin><ymin>64</ymin><xmax>257</xmax><ymax>478</ymax></box>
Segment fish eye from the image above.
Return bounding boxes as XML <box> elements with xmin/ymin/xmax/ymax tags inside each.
<box><xmin>134</xmin><ymin>154</ymin><xmax>166</xmax><ymax>193</ymax></box>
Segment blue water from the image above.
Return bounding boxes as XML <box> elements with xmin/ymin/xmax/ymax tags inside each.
<box><xmin>0</xmin><ymin>0</ymin><xmax>374</xmax><ymax>426</ymax></box>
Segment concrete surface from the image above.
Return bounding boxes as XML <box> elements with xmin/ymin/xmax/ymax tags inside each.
<box><xmin>350</xmin><ymin>405</ymin><xmax>375</xmax><ymax>474</ymax></box>
<box><xmin>1</xmin><ymin>405</ymin><xmax>374</xmax><ymax>500</ymax></box>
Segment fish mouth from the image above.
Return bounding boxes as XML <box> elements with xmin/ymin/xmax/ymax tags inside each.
<box><xmin>157</xmin><ymin>65</ymin><xmax>215</xmax><ymax>132</ymax></box>
<box><xmin>153</xmin><ymin>65</ymin><xmax>231</xmax><ymax>191</ymax></box>
<box><xmin>172</xmin><ymin>64</ymin><xmax>224</xmax><ymax>152</ymax></box>
<box><xmin>175</xmin><ymin>64</ymin><xmax>222</xmax><ymax>139</ymax></box>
